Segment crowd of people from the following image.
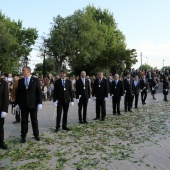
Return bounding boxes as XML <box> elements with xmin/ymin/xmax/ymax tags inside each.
<box><xmin>0</xmin><ymin>67</ymin><xmax>169</xmax><ymax>150</ymax></box>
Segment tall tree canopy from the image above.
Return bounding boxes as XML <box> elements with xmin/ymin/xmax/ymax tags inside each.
<box><xmin>43</xmin><ymin>5</ymin><xmax>137</xmax><ymax>75</ymax></box>
<box><xmin>0</xmin><ymin>11</ymin><xmax>38</xmax><ymax>74</ymax></box>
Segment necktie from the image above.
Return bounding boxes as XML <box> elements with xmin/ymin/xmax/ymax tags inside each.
<box><xmin>116</xmin><ymin>80</ymin><xmax>118</xmax><ymax>86</ymax></box>
<box><xmin>62</xmin><ymin>80</ymin><xmax>65</xmax><ymax>87</ymax></box>
<box><xmin>25</xmin><ymin>78</ymin><xmax>29</xmax><ymax>88</ymax></box>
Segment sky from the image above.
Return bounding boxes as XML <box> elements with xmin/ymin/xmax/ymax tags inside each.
<box><xmin>1</xmin><ymin>0</ymin><xmax>170</xmax><ymax>70</ymax></box>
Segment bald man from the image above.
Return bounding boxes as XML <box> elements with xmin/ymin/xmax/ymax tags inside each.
<box><xmin>76</xmin><ymin>71</ymin><xmax>91</xmax><ymax>123</ymax></box>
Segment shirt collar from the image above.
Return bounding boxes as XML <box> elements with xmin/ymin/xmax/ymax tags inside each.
<box><xmin>25</xmin><ymin>75</ymin><xmax>31</xmax><ymax>79</ymax></box>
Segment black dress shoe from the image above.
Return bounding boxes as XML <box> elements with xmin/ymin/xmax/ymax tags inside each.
<box><xmin>101</xmin><ymin>118</ymin><xmax>105</xmax><ymax>121</ymax></box>
<box><xmin>113</xmin><ymin>112</ymin><xmax>116</xmax><ymax>115</ymax></box>
<box><xmin>79</xmin><ymin>120</ymin><xmax>83</xmax><ymax>124</ymax></box>
<box><xmin>62</xmin><ymin>127</ymin><xmax>71</xmax><ymax>131</ymax></box>
<box><xmin>0</xmin><ymin>143</ymin><xmax>8</xmax><ymax>149</ymax></box>
<box><xmin>21</xmin><ymin>138</ymin><xmax>26</xmax><ymax>143</ymax></box>
<box><xmin>35</xmin><ymin>136</ymin><xmax>40</xmax><ymax>141</ymax></box>
<box><xmin>13</xmin><ymin>121</ymin><xmax>20</xmax><ymax>124</ymax></box>
<box><xmin>117</xmin><ymin>113</ymin><xmax>121</xmax><ymax>115</ymax></box>
<box><xmin>93</xmin><ymin>118</ymin><xmax>100</xmax><ymax>120</ymax></box>
<box><xmin>83</xmin><ymin>121</ymin><xmax>88</xmax><ymax>124</ymax></box>
<box><xmin>54</xmin><ymin>128</ymin><xmax>60</xmax><ymax>133</ymax></box>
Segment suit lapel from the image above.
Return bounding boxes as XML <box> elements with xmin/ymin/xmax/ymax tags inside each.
<box><xmin>85</xmin><ymin>79</ymin><xmax>88</xmax><ymax>88</ymax></box>
<box><xmin>80</xmin><ymin>78</ymin><xmax>84</xmax><ymax>86</ymax></box>
<box><xmin>28</xmin><ymin>77</ymin><xmax>33</xmax><ymax>89</ymax></box>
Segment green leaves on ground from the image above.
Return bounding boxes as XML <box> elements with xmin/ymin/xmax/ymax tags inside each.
<box><xmin>0</xmin><ymin>101</ymin><xmax>170</xmax><ymax>169</ymax></box>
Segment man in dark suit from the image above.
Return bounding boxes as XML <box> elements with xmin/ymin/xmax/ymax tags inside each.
<box><xmin>16</xmin><ymin>67</ymin><xmax>42</xmax><ymax>143</ymax></box>
<box><xmin>163</xmin><ymin>76</ymin><xmax>169</xmax><ymax>101</ymax></box>
<box><xmin>139</xmin><ymin>74</ymin><xmax>149</xmax><ymax>104</ymax></box>
<box><xmin>76</xmin><ymin>71</ymin><xmax>90</xmax><ymax>124</ymax></box>
<box><xmin>123</xmin><ymin>73</ymin><xmax>133</xmax><ymax>112</ymax></box>
<box><xmin>131</xmin><ymin>75</ymin><xmax>140</xmax><ymax>109</ymax></box>
<box><xmin>110</xmin><ymin>74</ymin><xmax>123</xmax><ymax>115</ymax></box>
<box><xmin>0</xmin><ymin>78</ymin><xmax>9</xmax><ymax>149</ymax></box>
<box><xmin>92</xmin><ymin>72</ymin><xmax>109</xmax><ymax>121</ymax></box>
<box><xmin>53</xmin><ymin>70</ymin><xmax>74</xmax><ymax>132</ymax></box>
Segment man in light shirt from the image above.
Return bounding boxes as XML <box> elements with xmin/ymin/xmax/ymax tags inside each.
<box><xmin>16</xmin><ymin>67</ymin><xmax>42</xmax><ymax>143</ymax></box>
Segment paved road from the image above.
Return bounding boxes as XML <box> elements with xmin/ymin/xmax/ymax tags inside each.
<box><xmin>1</xmin><ymin>82</ymin><xmax>170</xmax><ymax>170</ymax></box>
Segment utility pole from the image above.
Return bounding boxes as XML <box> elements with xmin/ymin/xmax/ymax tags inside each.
<box><xmin>140</xmin><ymin>52</ymin><xmax>142</xmax><ymax>70</ymax></box>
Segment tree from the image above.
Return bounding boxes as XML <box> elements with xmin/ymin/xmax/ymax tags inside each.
<box><xmin>0</xmin><ymin>11</ymin><xmax>38</xmax><ymax>74</ymax></box>
<box><xmin>139</xmin><ymin>64</ymin><xmax>153</xmax><ymax>71</ymax></box>
<box><xmin>43</xmin><ymin>5</ymin><xmax>137</xmax><ymax>75</ymax></box>
<box><xmin>34</xmin><ymin>58</ymin><xmax>55</xmax><ymax>76</ymax></box>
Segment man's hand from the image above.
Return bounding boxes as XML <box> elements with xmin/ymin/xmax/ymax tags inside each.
<box><xmin>1</xmin><ymin>112</ymin><xmax>6</xmax><ymax>118</ymax></box>
<box><xmin>70</xmin><ymin>102</ymin><xmax>74</xmax><ymax>106</ymax></box>
<box><xmin>37</xmin><ymin>104</ymin><xmax>42</xmax><ymax>110</ymax></box>
<box><xmin>121</xmin><ymin>96</ymin><xmax>124</xmax><ymax>100</ymax></box>
<box><xmin>104</xmin><ymin>97</ymin><xmax>108</xmax><ymax>102</ymax></box>
<box><xmin>92</xmin><ymin>96</ymin><xmax>96</xmax><ymax>101</ymax></box>
<box><xmin>53</xmin><ymin>101</ymin><xmax>58</xmax><ymax>107</ymax></box>
<box><xmin>15</xmin><ymin>104</ymin><xmax>20</xmax><ymax>111</ymax></box>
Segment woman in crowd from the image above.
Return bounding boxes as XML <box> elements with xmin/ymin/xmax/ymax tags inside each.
<box><xmin>10</xmin><ymin>76</ymin><xmax>20</xmax><ymax>124</ymax></box>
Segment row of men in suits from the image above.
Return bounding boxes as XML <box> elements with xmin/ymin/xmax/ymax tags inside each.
<box><xmin>52</xmin><ymin>70</ymin><xmax>157</xmax><ymax>133</ymax></box>
<box><xmin>1</xmin><ymin>68</ymin><xmax>169</xmax><ymax>150</ymax></box>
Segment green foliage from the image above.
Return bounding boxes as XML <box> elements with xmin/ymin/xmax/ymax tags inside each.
<box><xmin>0</xmin><ymin>101</ymin><xmax>169</xmax><ymax>169</ymax></box>
<box><xmin>0</xmin><ymin>11</ymin><xmax>38</xmax><ymax>74</ymax></box>
<box><xmin>43</xmin><ymin>5</ymin><xmax>137</xmax><ymax>75</ymax></box>
<box><xmin>139</xmin><ymin>64</ymin><xmax>153</xmax><ymax>71</ymax></box>
<box><xmin>34</xmin><ymin>57</ymin><xmax>55</xmax><ymax>77</ymax></box>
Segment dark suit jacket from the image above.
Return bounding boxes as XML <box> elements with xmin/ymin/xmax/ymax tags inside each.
<box><xmin>123</xmin><ymin>79</ymin><xmax>133</xmax><ymax>95</ymax></box>
<box><xmin>16</xmin><ymin>77</ymin><xmax>42</xmax><ymax>109</ymax></box>
<box><xmin>53</xmin><ymin>78</ymin><xmax>73</xmax><ymax>103</ymax></box>
<box><xmin>163</xmin><ymin>80</ymin><xmax>169</xmax><ymax>95</ymax></box>
<box><xmin>0</xmin><ymin>78</ymin><xmax>9</xmax><ymax>112</ymax></box>
<box><xmin>92</xmin><ymin>78</ymin><xmax>109</xmax><ymax>99</ymax></box>
<box><xmin>111</xmin><ymin>80</ymin><xmax>123</xmax><ymax>97</ymax></box>
<box><xmin>139</xmin><ymin>79</ymin><xmax>149</xmax><ymax>90</ymax></box>
<box><xmin>132</xmin><ymin>80</ymin><xmax>140</xmax><ymax>95</ymax></box>
<box><xmin>76</xmin><ymin>78</ymin><xmax>90</xmax><ymax>99</ymax></box>
<box><xmin>150</xmin><ymin>79</ymin><xmax>158</xmax><ymax>89</ymax></box>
